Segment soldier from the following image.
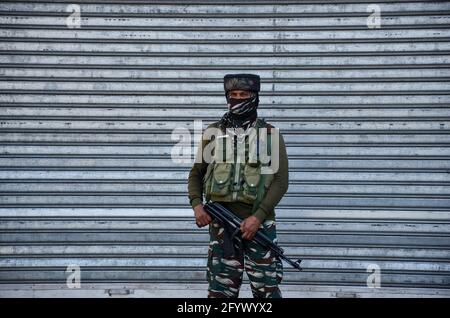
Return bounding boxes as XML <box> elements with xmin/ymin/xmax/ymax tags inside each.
<box><xmin>187</xmin><ymin>74</ymin><xmax>289</xmax><ymax>298</ymax></box>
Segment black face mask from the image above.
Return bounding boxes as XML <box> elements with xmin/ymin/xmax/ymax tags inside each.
<box><xmin>226</xmin><ymin>95</ymin><xmax>259</xmax><ymax>117</ymax></box>
<box><xmin>219</xmin><ymin>93</ymin><xmax>259</xmax><ymax>130</ymax></box>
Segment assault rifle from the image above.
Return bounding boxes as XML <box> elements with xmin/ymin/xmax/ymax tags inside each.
<box><xmin>203</xmin><ymin>201</ymin><xmax>302</xmax><ymax>271</ymax></box>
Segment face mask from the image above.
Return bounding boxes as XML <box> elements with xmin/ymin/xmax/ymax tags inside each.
<box><xmin>226</xmin><ymin>95</ymin><xmax>259</xmax><ymax>117</ymax></box>
<box><xmin>219</xmin><ymin>93</ymin><xmax>259</xmax><ymax>130</ymax></box>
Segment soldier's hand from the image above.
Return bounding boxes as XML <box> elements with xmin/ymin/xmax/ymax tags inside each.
<box><xmin>240</xmin><ymin>215</ymin><xmax>261</xmax><ymax>240</ymax></box>
<box><xmin>194</xmin><ymin>203</ymin><xmax>212</xmax><ymax>228</ymax></box>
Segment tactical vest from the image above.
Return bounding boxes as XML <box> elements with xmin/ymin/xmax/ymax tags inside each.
<box><xmin>203</xmin><ymin>119</ymin><xmax>275</xmax><ymax>214</ymax></box>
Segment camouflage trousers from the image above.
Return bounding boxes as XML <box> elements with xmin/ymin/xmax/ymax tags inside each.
<box><xmin>206</xmin><ymin>219</ymin><xmax>283</xmax><ymax>298</ymax></box>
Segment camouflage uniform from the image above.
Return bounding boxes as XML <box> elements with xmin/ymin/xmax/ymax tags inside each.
<box><xmin>206</xmin><ymin>219</ymin><xmax>283</xmax><ymax>298</ymax></box>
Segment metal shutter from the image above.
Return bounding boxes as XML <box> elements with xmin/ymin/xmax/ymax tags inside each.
<box><xmin>0</xmin><ymin>0</ymin><xmax>449</xmax><ymax>297</ymax></box>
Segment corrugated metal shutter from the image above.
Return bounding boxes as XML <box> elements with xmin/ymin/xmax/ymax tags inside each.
<box><xmin>0</xmin><ymin>0</ymin><xmax>449</xmax><ymax>297</ymax></box>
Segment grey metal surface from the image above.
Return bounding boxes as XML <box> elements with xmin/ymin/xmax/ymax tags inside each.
<box><xmin>0</xmin><ymin>0</ymin><xmax>449</xmax><ymax>296</ymax></box>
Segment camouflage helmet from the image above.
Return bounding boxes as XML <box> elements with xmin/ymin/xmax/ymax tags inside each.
<box><xmin>223</xmin><ymin>73</ymin><xmax>260</xmax><ymax>93</ymax></box>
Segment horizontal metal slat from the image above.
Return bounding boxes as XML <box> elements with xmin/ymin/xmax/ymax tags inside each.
<box><xmin>0</xmin><ymin>16</ymin><xmax>449</xmax><ymax>33</ymax></box>
<box><xmin>1</xmin><ymin>118</ymin><xmax>450</xmax><ymax>130</ymax></box>
<box><xmin>1</xmin><ymin>53</ymin><xmax>449</xmax><ymax>65</ymax></box>
<box><xmin>2</xmin><ymin>95</ymin><xmax>448</xmax><ymax>105</ymax></box>
<box><xmin>1</xmin><ymin>244</ymin><xmax>449</xmax><ymax>261</ymax></box>
<box><xmin>2</xmin><ymin>107</ymin><xmax>450</xmax><ymax>118</ymax></box>
<box><xmin>2</xmin><ymin>145</ymin><xmax>450</xmax><ymax>156</ymax></box>
<box><xmin>1</xmin><ymin>2</ymin><xmax>449</xmax><ymax>15</ymax></box>
<box><xmin>0</xmin><ymin>230</ymin><xmax>449</xmax><ymax>246</ymax></box>
<box><xmin>2</xmin><ymin>67</ymin><xmax>449</xmax><ymax>78</ymax></box>
<box><xmin>1</xmin><ymin>218</ymin><xmax>448</xmax><ymax>233</ymax></box>
<box><xmin>1</xmin><ymin>207</ymin><xmax>448</xmax><ymax>220</ymax></box>
<box><xmin>2</xmin><ymin>134</ymin><xmax>450</xmax><ymax>146</ymax></box>
<box><xmin>1</xmin><ymin>81</ymin><xmax>450</xmax><ymax>92</ymax></box>
<box><xmin>1</xmin><ymin>195</ymin><xmax>449</xmax><ymax>209</ymax></box>
<box><xmin>1</xmin><ymin>182</ymin><xmax>450</xmax><ymax>196</ymax></box>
